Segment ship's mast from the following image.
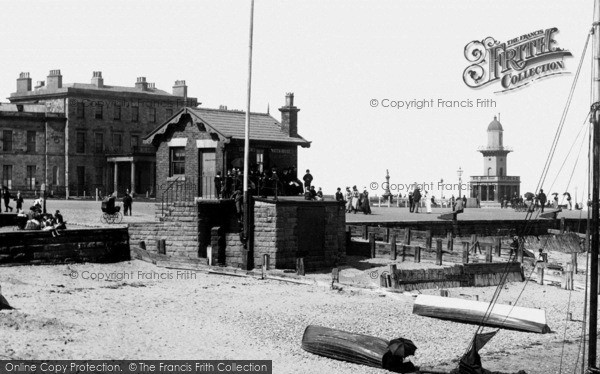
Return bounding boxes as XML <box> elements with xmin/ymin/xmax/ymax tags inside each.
<box><xmin>589</xmin><ymin>0</ymin><xmax>600</xmax><ymax>368</ymax></box>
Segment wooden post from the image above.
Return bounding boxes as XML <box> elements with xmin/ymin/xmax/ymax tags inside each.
<box><xmin>462</xmin><ymin>242</ymin><xmax>469</xmax><ymax>264</ymax></box>
<box><xmin>571</xmin><ymin>252</ymin><xmax>578</xmax><ymax>274</ymax></box>
<box><xmin>537</xmin><ymin>266</ymin><xmax>544</xmax><ymax>285</ymax></box>
<box><xmin>517</xmin><ymin>242</ymin><xmax>524</xmax><ymax>264</ymax></box>
<box><xmin>563</xmin><ymin>263</ymin><xmax>574</xmax><ymax>290</ymax></box>
<box><xmin>262</xmin><ymin>254</ymin><xmax>270</xmax><ymax>279</ymax></box>
<box><xmin>363</xmin><ymin>225</ymin><xmax>368</xmax><ymax>240</ymax></box>
<box><xmin>414</xmin><ymin>246</ymin><xmax>421</xmax><ymax>263</ymax></box>
<box><xmin>296</xmin><ymin>258</ymin><xmax>305</xmax><ymax>276</ymax></box>
<box><xmin>560</xmin><ymin>217</ymin><xmax>565</xmax><ymax>234</ymax></box>
<box><xmin>331</xmin><ymin>267</ymin><xmax>339</xmax><ymax>283</ymax></box>
<box><xmin>390</xmin><ymin>235</ymin><xmax>397</xmax><ymax>260</ymax></box>
<box><xmin>380</xmin><ymin>273</ymin><xmax>387</xmax><ymax>287</ymax></box>
<box><xmin>485</xmin><ymin>244</ymin><xmax>493</xmax><ymax>263</ymax></box>
<box><xmin>495</xmin><ymin>237</ymin><xmax>501</xmax><ymax>257</ymax></box>
<box><xmin>426</xmin><ymin>230</ymin><xmax>432</xmax><ymax>250</ymax></box>
<box><xmin>447</xmin><ymin>232</ymin><xmax>454</xmax><ymax>252</ymax></box>
<box><xmin>440</xmin><ymin>290</ymin><xmax>449</xmax><ymax>297</ymax></box>
<box><xmin>345</xmin><ymin>226</ymin><xmax>352</xmax><ymax>247</ymax></box>
<box><xmin>385</xmin><ymin>227</ymin><xmax>391</xmax><ymax>243</ymax></box>
<box><xmin>389</xmin><ymin>264</ymin><xmax>397</xmax><ymax>288</ymax></box>
<box><xmin>369</xmin><ymin>233</ymin><xmax>376</xmax><ymax>258</ymax></box>
<box><xmin>386</xmin><ymin>273</ymin><xmax>392</xmax><ymax>288</ymax></box>
<box><xmin>402</xmin><ymin>245</ymin><xmax>407</xmax><ymax>262</ymax></box>
<box><xmin>436</xmin><ymin>239</ymin><xmax>443</xmax><ymax>266</ymax></box>
<box><xmin>404</xmin><ymin>228</ymin><xmax>411</xmax><ymax>245</ymax></box>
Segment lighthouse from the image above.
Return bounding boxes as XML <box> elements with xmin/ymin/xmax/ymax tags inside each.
<box><xmin>469</xmin><ymin>116</ymin><xmax>521</xmax><ymax>207</ymax></box>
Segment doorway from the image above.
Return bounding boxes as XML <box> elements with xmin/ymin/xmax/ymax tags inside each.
<box><xmin>199</xmin><ymin>149</ymin><xmax>216</xmax><ymax>198</ymax></box>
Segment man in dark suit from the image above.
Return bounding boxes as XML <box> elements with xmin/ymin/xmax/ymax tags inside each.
<box><xmin>537</xmin><ymin>189</ymin><xmax>547</xmax><ymax>213</ymax></box>
<box><xmin>413</xmin><ymin>187</ymin><xmax>421</xmax><ymax>213</ymax></box>
<box><xmin>303</xmin><ymin>169</ymin><xmax>313</xmax><ymax>189</ymax></box>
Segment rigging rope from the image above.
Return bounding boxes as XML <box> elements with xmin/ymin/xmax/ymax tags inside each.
<box><xmin>462</xmin><ymin>28</ymin><xmax>593</xmax><ymax>364</ymax></box>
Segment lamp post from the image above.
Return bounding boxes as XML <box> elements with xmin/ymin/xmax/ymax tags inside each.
<box><xmin>457</xmin><ymin>167</ymin><xmax>463</xmax><ymax>201</ymax></box>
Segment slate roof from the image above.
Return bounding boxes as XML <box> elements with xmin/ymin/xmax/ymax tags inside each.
<box><xmin>144</xmin><ymin>107</ymin><xmax>311</xmax><ymax>147</ymax></box>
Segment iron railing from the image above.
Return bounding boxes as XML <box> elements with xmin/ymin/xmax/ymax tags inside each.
<box><xmin>161</xmin><ymin>178</ymin><xmax>197</xmax><ymax>216</ymax></box>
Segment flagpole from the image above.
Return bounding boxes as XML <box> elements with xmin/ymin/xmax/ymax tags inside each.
<box><xmin>242</xmin><ymin>0</ymin><xmax>255</xmax><ymax>270</ymax></box>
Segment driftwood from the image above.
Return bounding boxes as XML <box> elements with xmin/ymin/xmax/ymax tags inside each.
<box><xmin>413</xmin><ymin>294</ymin><xmax>550</xmax><ymax>334</ymax></box>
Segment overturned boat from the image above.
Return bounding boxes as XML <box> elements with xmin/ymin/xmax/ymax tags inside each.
<box><xmin>301</xmin><ymin>325</ymin><xmax>417</xmax><ymax>372</ymax></box>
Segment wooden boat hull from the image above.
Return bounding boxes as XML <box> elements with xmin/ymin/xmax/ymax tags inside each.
<box><xmin>413</xmin><ymin>294</ymin><xmax>550</xmax><ymax>334</ymax></box>
<box><xmin>301</xmin><ymin>325</ymin><xmax>416</xmax><ymax>372</ymax></box>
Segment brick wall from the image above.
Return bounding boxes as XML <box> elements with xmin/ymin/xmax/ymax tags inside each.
<box><xmin>0</xmin><ymin>228</ymin><xmax>130</xmax><ymax>265</ymax></box>
<box><xmin>155</xmin><ymin>115</ymin><xmax>219</xmax><ymax>197</ymax></box>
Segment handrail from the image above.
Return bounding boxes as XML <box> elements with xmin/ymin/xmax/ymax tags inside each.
<box><xmin>160</xmin><ymin>178</ymin><xmax>198</xmax><ymax>217</ymax></box>
<box><xmin>161</xmin><ymin>177</ymin><xmax>180</xmax><ymax>217</ymax></box>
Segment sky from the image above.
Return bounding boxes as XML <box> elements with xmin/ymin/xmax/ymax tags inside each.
<box><xmin>0</xmin><ymin>0</ymin><xmax>595</xmax><ymax>203</ymax></box>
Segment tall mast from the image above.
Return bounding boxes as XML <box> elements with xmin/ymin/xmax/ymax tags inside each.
<box><xmin>589</xmin><ymin>0</ymin><xmax>600</xmax><ymax>368</ymax></box>
<box><xmin>242</xmin><ymin>0</ymin><xmax>255</xmax><ymax>270</ymax></box>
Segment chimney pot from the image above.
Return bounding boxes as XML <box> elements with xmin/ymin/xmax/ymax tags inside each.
<box><xmin>91</xmin><ymin>71</ymin><xmax>104</xmax><ymax>88</ymax></box>
<box><xmin>135</xmin><ymin>77</ymin><xmax>148</xmax><ymax>91</ymax></box>
<box><xmin>173</xmin><ymin>80</ymin><xmax>188</xmax><ymax>97</ymax></box>
<box><xmin>279</xmin><ymin>92</ymin><xmax>300</xmax><ymax>137</ymax></box>
<box><xmin>46</xmin><ymin>69</ymin><xmax>63</xmax><ymax>90</ymax></box>
<box><xmin>35</xmin><ymin>81</ymin><xmax>45</xmax><ymax>89</ymax></box>
<box><xmin>16</xmin><ymin>72</ymin><xmax>32</xmax><ymax>93</ymax></box>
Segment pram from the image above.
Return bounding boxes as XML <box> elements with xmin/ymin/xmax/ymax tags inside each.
<box><xmin>101</xmin><ymin>197</ymin><xmax>122</xmax><ymax>224</ymax></box>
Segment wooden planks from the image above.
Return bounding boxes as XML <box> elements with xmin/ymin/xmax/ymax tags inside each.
<box><xmin>413</xmin><ymin>294</ymin><xmax>550</xmax><ymax>334</ymax></box>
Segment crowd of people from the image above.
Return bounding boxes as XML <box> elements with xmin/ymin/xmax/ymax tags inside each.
<box><xmin>16</xmin><ymin>198</ymin><xmax>66</xmax><ymax>236</ymax></box>
<box><xmin>214</xmin><ymin>166</ymin><xmax>306</xmax><ymax>199</ymax></box>
<box><xmin>337</xmin><ymin>186</ymin><xmax>371</xmax><ymax>214</ymax></box>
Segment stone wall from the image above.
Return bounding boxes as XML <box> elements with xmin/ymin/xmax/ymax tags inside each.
<box><xmin>0</xmin><ymin>228</ymin><xmax>130</xmax><ymax>265</ymax></box>
<box><xmin>129</xmin><ymin>202</ymin><xmax>199</xmax><ymax>258</ymax></box>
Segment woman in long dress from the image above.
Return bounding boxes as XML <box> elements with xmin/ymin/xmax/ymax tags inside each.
<box><xmin>362</xmin><ymin>187</ymin><xmax>371</xmax><ymax>214</ymax></box>
<box><xmin>351</xmin><ymin>186</ymin><xmax>360</xmax><ymax>213</ymax></box>
<box><xmin>425</xmin><ymin>191</ymin><xmax>432</xmax><ymax>213</ymax></box>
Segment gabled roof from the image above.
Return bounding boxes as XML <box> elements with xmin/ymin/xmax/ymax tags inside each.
<box><xmin>144</xmin><ymin>107</ymin><xmax>311</xmax><ymax>147</ymax></box>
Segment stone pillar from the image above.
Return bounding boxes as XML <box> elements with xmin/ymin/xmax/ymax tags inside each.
<box><xmin>131</xmin><ymin>161</ymin><xmax>136</xmax><ymax>194</ymax></box>
<box><xmin>113</xmin><ymin>162</ymin><xmax>118</xmax><ymax>195</ymax></box>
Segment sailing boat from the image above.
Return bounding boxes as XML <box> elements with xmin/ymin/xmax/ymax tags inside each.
<box><xmin>459</xmin><ymin>1</ymin><xmax>600</xmax><ymax>372</ymax></box>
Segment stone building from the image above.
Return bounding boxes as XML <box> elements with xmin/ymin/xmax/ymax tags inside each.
<box><xmin>0</xmin><ymin>104</ymin><xmax>66</xmax><ymax>194</ymax></box>
<box><xmin>4</xmin><ymin>70</ymin><xmax>197</xmax><ymax>197</ymax></box>
<box><xmin>144</xmin><ymin>93</ymin><xmax>311</xmax><ymax>198</ymax></box>
<box><xmin>469</xmin><ymin>116</ymin><xmax>521</xmax><ymax>206</ymax></box>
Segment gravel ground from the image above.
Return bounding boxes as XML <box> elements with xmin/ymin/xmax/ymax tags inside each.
<box><xmin>0</xmin><ymin>257</ymin><xmax>592</xmax><ymax>373</ymax></box>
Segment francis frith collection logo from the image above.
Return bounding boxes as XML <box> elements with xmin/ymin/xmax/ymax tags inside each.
<box><xmin>463</xmin><ymin>27</ymin><xmax>572</xmax><ymax>93</ymax></box>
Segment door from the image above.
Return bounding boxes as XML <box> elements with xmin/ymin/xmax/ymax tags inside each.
<box><xmin>77</xmin><ymin>166</ymin><xmax>85</xmax><ymax>196</ymax></box>
<box><xmin>199</xmin><ymin>149</ymin><xmax>216</xmax><ymax>198</ymax></box>
<box><xmin>297</xmin><ymin>206</ymin><xmax>325</xmax><ymax>269</ymax></box>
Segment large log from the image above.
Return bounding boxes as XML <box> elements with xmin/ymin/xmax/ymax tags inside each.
<box><xmin>412</xmin><ymin>294</ymin><xmax>550</xmax><ymax>334</ymax></box>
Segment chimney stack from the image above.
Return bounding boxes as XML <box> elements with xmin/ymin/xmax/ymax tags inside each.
<box><xmin>34</xmin><ymin>81</ymin><xmax>45</xmax><ymax>90</ymax></box>
<box><xmin>46</xmin><ymin>69</ymin><xmax>62</xmax><ymax>90</ymax></box>
<box><xmin>16</xmin><ymin>72</ymin><xmax>32</xmax><ymax>93</ymax></box>
<box><xmin>91</xmin><ymin>71</ymin><xmax>104</xmax><ymax>88</ymax></box>
<box><xmin>148</xmin><ymin>82</ymin><xmax>155</xmax><ymax>89</ymax></box>
<box><xmin>172</xmin><ymin>80</ymin><xmax>187</xmax><ymax>97</ymax></box>
<box><xmin>279</xmin><ymin>92</ymin><xmax>300</xmax><ymax>137</ymax></box>
<box><xmin>135</xmin><ymin>77</ymin><xmax>148</xmax><ymax>91</ymax></box>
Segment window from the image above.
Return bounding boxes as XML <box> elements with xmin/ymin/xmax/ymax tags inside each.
<box><xmin>166</xmin><ymin>108</ymin><xmax>173</xmax><ymax>118</ymax></box>
<box><xmin>114</xmin><ymin>105</ymin><xmax>121</xmax><ymax>120</ymax></box>
<box><xmin>2</xmin><ymin>130</ymin><xmax>12</xmax><ymax>151</ymax></box>
<box><xmin>94</xmin><ymin>133</ymin><xmax>104</xmax><ymax>153</ymax></box>
<box><xmin>95</xmin><ymin>103</ymin><xmax>103</xmax><ymax>119</ymax></box>
<box><xmin>76</xmin><ymin>132</ymin><xmax>86</xmax><ymax>153</ymax></box>
<box><xmin>2</xmin><ymin>165</ymin><xmax>12</xmax><ymax>189</ymax></box>
<box><xmin>149</xmin><ymin>107</ymin><xmax>156</xmax><ymax>123</ymax></box>
<box><xmin>26</xmin><ymin>131</ymin><xmax>36</xmax><ymax>153</ymax></box>
<box><xmin>95</xmin><ymin>166</ymin><xmax>103</xmax><ymax>185</ymax></box>
<box><xmin>169</xmin><ymin>147</ymin><xmax>185</xmax><ymax>176</ymax></box>
<box><xmin>113</xmin><ymin>133</ymin><xmax>123</xmax><ymax>150</ymax></box>
<box><xmin>256</xmin><ymin>149</ymin><xmax>264</xmax><ymax>173</ymax></box>
<box><xmin>76</xmin><ymin>102</ymin><xmax>84</xmax><ymax>118</ymax></box>
<box><xmin>132</xmin><ymin>106</ymin><xmax>139</xmax><ymax>122</ymax></box>
<box><xmin>131</xmin><ymin>135</ymin><xmax>139</xmax><ymax>151</ymax></box>
<box><xmin>52</xmin><ymin>166</ymin><xmax>59</xmax><ymax>186</ymax></box>
<box><xmin>26</xmin><ymin>165</ymin><xmax>36</xmax><ymax>189</ymax></box>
